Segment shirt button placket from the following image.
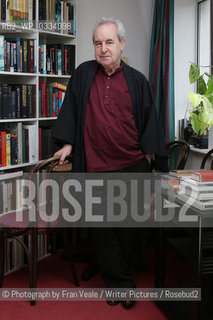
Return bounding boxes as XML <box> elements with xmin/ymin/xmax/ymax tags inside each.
<box><xmin>104</xmin><ymin>77</ymin><xmax>110</xmax><ymax>102</ymax></box>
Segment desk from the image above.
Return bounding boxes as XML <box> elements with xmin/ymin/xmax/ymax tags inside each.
<box><xmin>183</xmin><ymin>146</ymin><xmax>213</xmax><ymax>170</ymax></box>
<box><xmin>155</xmin><ymin>196</ymin><xmax>213</xmax><ymax>320</ymax></box>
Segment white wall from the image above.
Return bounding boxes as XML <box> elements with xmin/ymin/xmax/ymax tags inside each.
<box><xmin>76</xmin><ymin>0</ymin><xmax>154</xmax><ymax>77</ymax></box>
<box><xmin>174</xmin><ymin>0</ymin><xmax>197</xmax><ymax>137</ymax></box>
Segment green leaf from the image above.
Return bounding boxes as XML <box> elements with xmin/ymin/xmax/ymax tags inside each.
<box><xmin>190</xmin><ymin>111</ymin><xmax>206</xmax><ymax>135</ymax></box>
<box><xmin>198</xmin><ymin>75</ymin><xmax>207</xmax><ymax>95</ymax></box>
<box><xmin>202</xmin><ymin>96</ymin><xmax>213</xmax><ymax>129</ymax></box>
<box><xmin>205</xmin><ymin>78</ymin><xmax>213</xmax><ymax>96</ymax></box>
<box><xmin>207</xmin><ymin>95</ymin><xmax>213</xmax><ymax>104</ymax></box>
<box><xmin>189</xmin><ymin>63</ymin><xmax>200</xmax><ymax>84</ymax></box>
<box><xmin>189</xmin><ymin>92</ymin><xmax>202</xmax><ymax>108</ymax></box>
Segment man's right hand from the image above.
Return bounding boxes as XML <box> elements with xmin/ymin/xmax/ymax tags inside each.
<box><xmin>54</xmin><ymin>144</ymin><xmax>72</xmax><ymax>165</ymax></box>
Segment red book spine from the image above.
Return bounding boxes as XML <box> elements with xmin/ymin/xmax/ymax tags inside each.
<box><xmin>64</xmin><ymin>49</ymin><xmax>68</xmax><ymax>75</ymax></box>
<box><xmin>58</xmin><ymin>89</ymin><xmax>62</xmax><ymax>112</ymax></box>
<box><xmin>1</xmin><ymin>131</ymin><xmax>6</xmax><ymax>167</ymax></box>
<box><xmin>192</xmin><ymin>171</ymin><xmax>213</xmax><ymax>182</ymax></box>
<box><xmin>53</xmin><ymin>92</ymin><xmax>56</xmax><ymax>117</ymax></box>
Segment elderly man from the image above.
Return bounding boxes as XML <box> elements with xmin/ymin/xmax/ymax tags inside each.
<box><xmin>53</xmin><ymin>17</ymin><xmax>167</xmax><ymax>308</ymax></box>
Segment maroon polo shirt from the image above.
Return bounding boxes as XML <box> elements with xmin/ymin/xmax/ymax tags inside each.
<box><xmin>84</xmin><ymin>65</ymin><xmax>144</xmax><ymax>172</ymax></box>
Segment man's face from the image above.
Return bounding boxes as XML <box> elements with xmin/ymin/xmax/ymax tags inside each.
<box><xmin>93</xmin><ymin>23</ymin><xmax>125</xmax><ymax>72</ymax></box>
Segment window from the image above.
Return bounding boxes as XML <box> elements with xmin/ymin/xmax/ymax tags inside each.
<box><xmin>197</xmin><ymin>0</ymin><xmax>211</xmax><ymax>74</ymax></box>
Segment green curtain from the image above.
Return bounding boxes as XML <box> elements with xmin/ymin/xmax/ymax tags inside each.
<box><xmin>149</xmin><ymin>0</ymin><xmax>175</xmax><ymax>144</ymax></box>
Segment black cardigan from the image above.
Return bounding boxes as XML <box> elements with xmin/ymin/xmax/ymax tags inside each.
<box><xmin>52</xmin><ymin>60</ymin><xmax>167</xmax><ymax>172</ymax></box>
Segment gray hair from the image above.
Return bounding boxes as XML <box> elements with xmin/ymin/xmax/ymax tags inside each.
<box><xmin>92</xmin><ymin>17</ymin><xmax>126</xmax><ymax>43</ymax></box>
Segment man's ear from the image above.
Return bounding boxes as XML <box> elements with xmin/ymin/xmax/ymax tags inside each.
<box><xmin>121</xmin><ymin>39</ymin><xmax>125</xmax><ymax>52</ymax></box>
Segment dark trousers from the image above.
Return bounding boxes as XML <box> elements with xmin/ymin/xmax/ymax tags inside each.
<box><xmin>91</xmin><ymin>157</ymin><xmax>151</xmax><ymax>288</ymax></box>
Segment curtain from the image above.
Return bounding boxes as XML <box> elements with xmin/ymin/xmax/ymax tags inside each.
<box><xmin>149</xmin><ymin>0</ymin><xmax>175</xmax><ymax>144</ymax></box>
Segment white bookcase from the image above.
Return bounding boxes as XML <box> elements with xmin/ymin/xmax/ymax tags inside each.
<box><xmin>0</xmin><ymin>0</ymin><xmax>77</xmax><ymax>172</ymax></box>
<box><xmin>0</xmin><ymin>0</ymin><xmax>77</xmax><ymax>276</ymax></box>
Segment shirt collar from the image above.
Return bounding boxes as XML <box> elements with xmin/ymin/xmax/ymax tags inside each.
<box><xmin>99</xmin><ymin>64</ymin><xmax>123</xmax><ymax>77</ymax></box>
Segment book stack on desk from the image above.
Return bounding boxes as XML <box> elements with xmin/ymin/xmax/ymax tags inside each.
<box><xmin>177</xmin><ymin>171</ymin><xmax>213</xmax><ymax>211</ymax></box>
<box><xmin>161</xmin><ymin>170</ymin><xmax>196</xmax><ymax>194</ymax></box>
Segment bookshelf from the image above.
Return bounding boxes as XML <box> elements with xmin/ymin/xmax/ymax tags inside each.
<box><xmin>0</xmin><ymin>0</ymin><xmax>77</xmax><ymax>276</ymax></box>
<box><xmin>0</xmin><ymin>0</ymin><xmax>77</xmax><ymax>171</ymax></box>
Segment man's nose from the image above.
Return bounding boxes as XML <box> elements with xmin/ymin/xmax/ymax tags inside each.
<box><xmin>101</xmin><ymin>43</ymin><xmax>107</xmax><ymax>53</ymax></box>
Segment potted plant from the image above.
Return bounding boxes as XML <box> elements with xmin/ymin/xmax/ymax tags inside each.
<box><xmin>186</xmin><ymin>62</ymin><xmax>213</xmax><ymax>148</ymax></box>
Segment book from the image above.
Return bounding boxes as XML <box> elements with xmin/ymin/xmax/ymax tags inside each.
<box><xmin>183</xmin><ymin>185</ymin><xmax>213</xmax><ymax>201</ymax></box>
<box><xmin>7</xmin><ymin>85</ymin><xmax>12</xmax><ymax>119</ymax></box>
<box><xmin>9</xmin><ymin>88</ymin><xmax>15</xmax><ymax>119</ymax></box>
<box><xmin>167</xmin><ymin>179</ymin><xmax>180</xmax><ymax>195</ymax></box>
<box><xmin>10</xmin><ymin>123</ymin><xmax>18</xmax><ymax>165</ymax></box>
<box><xmin>40</xmin><ymin>126</ymin><xmax>53</xmax><ymax>159</ymax></box>
<box><xmin>191</xmin><ymin>171</ymin><xmax>213</xmax><ymax>182</ymax></box>
<box><xmin>15</xmin><ymin>85</ymin><xmax>21</xmax><ymax>118</ymax></box>
<box><xmin>0</xmin><ymin>133</ymin><xmax>1</xmax><ymax>167</ymax></box>
<box><xmin>6</xmin><ymin>132</ymin><xmax>11</xmax><ymax>166</ymax></box>
<box><xmin>21</xmin><ymin>38</ymin><xmax>28</xmax><ymax>73</ymax></box>
<box><xmin>0</xmin><ymin>35</ymin><xmax>4</xmax><ymax>71</ymax></box>
<box><xmin>1</xmin><ymin>130</ymin><xmax>6</xmax><ymax>167</ymax></box>
<box><xmin>6</xmin><ymin>37</ymin><xmax>21</xmax><ymax>72</ymax></box>
<box><xmin>168</xmin><ymin>179</ymin><xmax>180</xmax><ymax>188</ymax></box>
<box><xmin>22</xmin><ymin>124</ymin><xmax>37</xmax><ymax>162</ymax></box>
<box><xmin>17</xmin><ymin>122</ymin><xmax>22</xmax><ymax>164</ymax></box>
<box><xmin>180</xmin><ymin>178</ymin><xmax>213</xmax><ymax>192</ymax></box>
<box><xmin>39</xmin><ymin>82</ymin><xmax>46</xmax><ymax>117</ymax></box>
<box><xmin>22</xmin><ymin>127</ymin><xmax>26</xmax><ymax>163</ymax></box>
<box><xmin>50</xmin><ymin>82</ymin><xmax>67</xmax><ymax>91</ymax></box>
<box><xmin>21</xmin><ymin>84</ymin><xmax>27</xmax><ymax>117</ymax></box>
<box><xmin>169</xmin><ymin>169</ymin><xmax>207</xmax><ymax>178</ymax></box>
<box><xmin>177</xmin><ymin>192</ymin><xmax>213</xmax><ymax>211</ymax></box>
<box><xmin>24</xmin><ymin>127</ymin><xmax>29</xmax><ymax>163</ymax></box>
<box><xmin>27</xmin><ymin>84</ymin><xmax>35</xmax><ymax>118</ymax></box>
<box><xmin>39</xmin><ymin>44</ymin><xmax>46</xmax><ymax>74</ymax></box>
<box><xmin>0</xmin><ymin>83</ymin><xmax>2</xmax><ymax>119</ymax></box>
<box><xmin>2</xmin><ymin>83</ymin><xmax>8</xmax><ymax>119</ymax></box>
<box><xmin>27</xmin><ymin>39</ymin><xmax>34</xmax><ymax>73</ymax></box>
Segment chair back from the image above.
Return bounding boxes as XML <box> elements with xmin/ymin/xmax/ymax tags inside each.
<box><xmin>166</xmin><ymin>140</ymin><xmax>190</xmax><ymax>170</ymax></box>
<box><xmin>33</xmin><ymin>155</ymin><xmax>73</xmax><ymax>173</ymax></box>
<box><xmin>200</xmin><ymin>149</ymin><xmax>213</xmax><ymax>169</ymax></box>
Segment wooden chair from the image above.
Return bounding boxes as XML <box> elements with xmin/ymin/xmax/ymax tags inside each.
<box><xmin>200</xmin><ymin>148</ymin><xmax>213</xmax><ymax>169</ymax></box>
<box><xmin>166</xmin><ymin>140</ymin><xmax>190</xmax><ymax>170</ymax></box>
<box><xmin>0</xmin><ymin>155</ymin><xmax>79</xmax><ymax>305</ymax></box>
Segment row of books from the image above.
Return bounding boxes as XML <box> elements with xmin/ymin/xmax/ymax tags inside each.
<box><xmin>3</xmin><ymin>234</ymin><xmax>49</xmax><ymax>274</ymax></box>
<box><xmin>0</xmin><ymin>36</ymin><xmax>37</xmax><ymax>73</ymax></box>
<box><xmin>0</xmin><ymin>0</ymin><xmax>36</xmax><ymax>24</ymax></box>
<box><xmin>0</xmin><ymin>169</ymin><xmax>50</xmax><ymax>271</ymax></box>
<box><xmin>39</xmin><ymin>82</ymin><xmax>66</xmax><ymax>118</ymax></box>
<box><xmin>0</xmin><ymin>123</ymin><xmax>56</xmax><ymax>167</ymax></box>
<box><xmin>39</xmin><ymin>126</ymin><xmax>54</xmax><ymax>160</ymax></box>
<box><xmin>0</xmin><ymin>83</ymin><xmax>36</xmax><ymax>119</ymax></box>
<box><xmin>39</xmin><ymin>43</ymin><xmax>75</xmax><ymax>75</ymax></box>
<box><xmin>39</xmin><ymin>0</ymin><xmax>76</xmax><ymax>35</ymax></box>
<box><xmin>166</xmin><ymin>170</ymin><xmax>213</xmax><ymax>211</ymax></box>
<box><xmin>0</xmin><ymin>170</ymin><xmax>23</xmax><ymax>214</ymax></box>
<box><xmin>0</xmin><ymin>123</ymin><xmax>37</xmax><ymax>167</ymax></box>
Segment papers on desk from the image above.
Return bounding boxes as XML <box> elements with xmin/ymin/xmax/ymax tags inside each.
<box><xmin>161</xmin><ymin>173</ymin><xmax>213</xmax><ymax>211</ymax></box>
<box><xmin>177</xmin><ymin>177</ymin><xmax>213</xmax><ymax>211</ymax></box>
<box><xmin>177</xmin><ymin>192</ymin><xmax>213</xmax><ymax>211</ymax></box>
